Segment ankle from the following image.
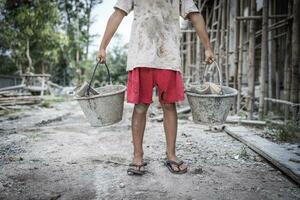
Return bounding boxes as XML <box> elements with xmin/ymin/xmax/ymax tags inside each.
<box><xmin>133</xmin><ymin>152</ymin><xmax>144</xmax><ymax>158</ymax></box>
<box><xmin>166</xmin><ymin>151</ymin><xmax>176</xmax><ymax>159</ymax></box>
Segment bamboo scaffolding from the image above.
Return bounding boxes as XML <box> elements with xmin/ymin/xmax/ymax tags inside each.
<box><xmin>258</xmin><ymin>0</ymin><xmax>269</xmax><ymax>119</ymax></box>
<box><xmin>264</xmin><ymin>98</ymin><xmax>300</xmax><ymax>107</ymax></box>
<box><xmin>236</xmin><ymin>15</ymin><xmax>289</xmax><ymax>20</ymax></box>
<box><xmin>180</xmin><ymin>0</ymin><xmax>297</xmax><ymax>121</ymax></box>
<box><xmin>291</xmin><ymin>0</ymin><xmax>300</xmax><ymax>119</ymax></box>
<box><xmin>237</xmin><ymin>0</ymin><xmax>244</xmax><ymax>113</ymax></box>
<box><xmin>284</xmin><ymin>0</ymin><xmax>292</xmax><ymax>120</ymax></box>
<box><xmin>247</xmin><ymin>0</ymin><xmax>256</xmax><ymax>120</ymax></box>
<box><xmin>233</xmin><ymin>0</ymin><xmax>240</xmax><ymax>113</ymax></box>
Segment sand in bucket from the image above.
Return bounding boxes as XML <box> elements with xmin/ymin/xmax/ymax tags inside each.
<box><xmin>74</xmin><ymin>62</ymin><xmax>126</xmax><ymax>127</ymax></box>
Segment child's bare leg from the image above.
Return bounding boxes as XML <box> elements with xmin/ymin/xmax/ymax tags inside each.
<box><xmin>131</xmin><ymin>104</ymin><xmax>149</xmax><ymax>167</ymax></box>
<box><xmin>161</xmin><ymin>103</ymin><xmax>187</xmax><ymax>171</ymax></box>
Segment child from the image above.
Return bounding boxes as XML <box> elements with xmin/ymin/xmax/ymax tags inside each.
<box><xmin>98</xmin><ymin>0</ymin><xmax>214</xmax><ymax>175</ymax></box>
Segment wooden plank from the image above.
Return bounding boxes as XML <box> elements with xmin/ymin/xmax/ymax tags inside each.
<box><xmin>224</xmin><ymin>126</ymin><xmax>300</xmax><ymax>185</ymax></box>
<box><xmin>0</xmin><ymin>96</ymin><xmax>42</xmax><ymax>101</ymax></box>
<box><xmin>225</xmin><ymin>119</ymin><xmax>266</xmax><ymax>126</ymax></box>
<box><xmin>0</xmin><ymin>84</ymin><xmax>25</xmax><ymax>92</ymax></box>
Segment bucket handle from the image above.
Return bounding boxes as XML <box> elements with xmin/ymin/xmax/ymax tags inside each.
<box><xmin>87</xmin><ymin>61</ymin><xmax>112</xmax><ymax>95</ymax></box>
<box><xmin>203</xmin><ymin>60</ymin><xmax>223</xmax><ymax>86</ymax></box>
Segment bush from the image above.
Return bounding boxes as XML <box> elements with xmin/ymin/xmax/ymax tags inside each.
<box><xmin>265</xmin><ymin>121</ymin><xmax>300</xmax><ymax>142</ymax></box>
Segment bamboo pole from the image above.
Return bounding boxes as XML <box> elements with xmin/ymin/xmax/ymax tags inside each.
<box><xmin>228</xmin><ymin>0</ymin><xmax>237</xmax><ymax>88</ymax></box>
<box><xmin>267</xmin><ymin>0</ymin><xmax>275</xmax><ymax>113</ymax></box>
<box><xmin>236</xmin><ymin>15</ymin><xmax>289</xmax><ymax>20</ymax></box>
<box><xmin>233</xmin><ymin>0</ymin><xmax>240</xmax><ymax>113</ymax></box>
<box><xmin>291</xmin><ymin>0</ymin><xmax>300</xmax><ymax>119</ymax></box>
<box><xmin>225</xmin><ymin>0</ymin><xmax>230</xmax><ymax>86</ymax></box>
<box><xmin>220</xmin><ymin>0</ymin><xmax>226</xmax><ymax>85</ymax></box>
<box><xmin>237</xmin><ymin>0</ymin><xmax>244</xmax><ymax>113</ymax></box>
<box><xmin>186</xmin><ymin>30</ymin><xmax>192</xmax><ymax>78</ymax></box>
<box><xmin>259</xmin><ymin>0</ymin><xmax>269</xmax><ymax>119</ymax></box>
<box><xmin>284</xmin><ymin>0</ymin><xmax>292</xmax><ymax>120</ymax></box>
<box><xmin>215</xmin><ymin>0</ymin><xmax>222</xmax><ymax>65</ymax></box>
<box><xmin>264</xmin><ymin>98</ymin><xmax>300</xmax><ymax>107</ymax></box>
<box><xmin>247</xmin><ymin>0</ymin><xmax>256</xmax><ymax>120</ymax></box>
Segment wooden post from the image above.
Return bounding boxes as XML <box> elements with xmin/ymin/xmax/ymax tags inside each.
<box><xmin>259</xmin><ymin>0</ymin><xmax>269</xmax><ymax>120</ymax></box>
<box><xmin>225</xmin><ymin>0</ymin><xmax>230</xmax><ymax>86</ymax></box>
<box><xmin>216</xmin><ymin>0</ymin><xmax>222</xmax><ymax>65</ymax></box>
<box><xmin>267</xmin><ymin>0</ymin><xmax>273</xmax><ymax>113</ymax></box>
<box><xmin>284</xmin><ymin>0</ymin><xmax>292</xmax><ymax>120</ymax></box>
<box><xmin>220</xmin><ymin>0</ymin><xmax>226</xmax><ymax>85</ymax></box>
<box><xmin>233</xmin><ymin>0</ymin><xmax>240</xmax><ymax>113</ymax></box>
<box><xmin>228</xmin><ymin>0</ymin><xmax>237</xmax><ymax>87</ymax></box>
<box><xmin>196</xmin><ymin>23</ymin><xmax>202</xmax><ymax>81</ymax></box>
<box><xmin>247</xmin><ymin>0</ymin><xmax>256</xmax><ymax>119</ymax></box>
<box><xmin>186</xmin><ymin>30</ymin><xmax>192</xmax><ymax>79</ymax></box>
<box><xmin>237</xmin><ymin>0</ymin><xmax>244</xmax><ymax>113</ymax></box>
<box><xmin>291</xmin><ymin>0</ymin><xmax>300</xmax><ymax>120</ymax></box>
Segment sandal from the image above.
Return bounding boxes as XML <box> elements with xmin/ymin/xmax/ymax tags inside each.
<box><xmin>127</xmin><ymin>162</ymin><xmax>148</xmax><ymax>176</ymax></box>
<box><xmin>165</xmin><ymin>160</ymin><xmax>187</xmax><ymax>174</ymax></box>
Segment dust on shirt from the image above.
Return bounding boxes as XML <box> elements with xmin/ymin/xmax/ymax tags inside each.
<box><xmin>114</xmin><ymin>0</ymin><xmax>199</xmax><ymax>72</ymax></box>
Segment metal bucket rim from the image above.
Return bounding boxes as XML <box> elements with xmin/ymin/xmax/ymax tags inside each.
<box><xmin>185</xmin><ymin>86</ymin><xmax>238</xmax><ymax>98</ymax></box>
<box><xmin>74</xmin><ymin>85</ymin><xmax>126</xmax><ymax>100</ymax></box>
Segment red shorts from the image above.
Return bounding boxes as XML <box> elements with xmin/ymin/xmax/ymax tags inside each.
<box><xmin>127</xmin><ymin>67</ymin><xmax>185</xmax><ymax>104</ymax></box>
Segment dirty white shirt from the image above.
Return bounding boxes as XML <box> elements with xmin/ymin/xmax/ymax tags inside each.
<box><xmin>114</xmin><ymin>0</ymin><xmax>199</xmax><ymax>72</ymax></box>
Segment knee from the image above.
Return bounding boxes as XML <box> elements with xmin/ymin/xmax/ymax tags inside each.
<box><xmin>161</xmin><ymin>103</ymin><xmax>176</xmax><ymax>111</ymax></box>
<box><xmin>134</xmin><ymin>104</ymin><xmax>149</xmax><ymax>115</ymax></box>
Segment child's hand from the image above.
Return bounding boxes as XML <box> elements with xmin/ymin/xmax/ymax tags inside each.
<box><xmin>205</xmin><ymin>49</ymin><xmax>214</xmax><ymax>64</ymax></box>
<box><xmin>97</xmin><ymin>49</ymin><xmax>106</xmax><ymax>63</ymax></box>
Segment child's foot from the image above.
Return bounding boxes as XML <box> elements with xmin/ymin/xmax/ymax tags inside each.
<box><xmin>127</xmin><ymin>156</ymin><xmax>147</xmax><ymax>176</ymax></box>
<box><xmin>165</xmin><ymin>155</ymin><xmax>188</xmax><ymax>174</ymax></box>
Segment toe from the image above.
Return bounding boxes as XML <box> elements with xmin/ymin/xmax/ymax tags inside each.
<box><xmin>171</xmin><ymin>164</ymin><xmax>180</xmax><ymax>172</ymax></box>
<box><xmin>179</xmin><ymin>163</ymin><xmax>187</xmax><ymax>171</ymax></box>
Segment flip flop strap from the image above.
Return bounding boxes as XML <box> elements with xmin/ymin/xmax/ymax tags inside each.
<box><xmin>129</xmin><ymin>162</ymin><xmax>147</xmax><ymax>167</ymax></box>
<box><xmin>167</xmin><ymin>160</ymin><xmax>184</xmax><ymax>167</ymax></box>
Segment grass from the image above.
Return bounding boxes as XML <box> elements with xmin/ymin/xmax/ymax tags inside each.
<box><xmin>264</xmin><ymin>120</ymin><xmax>300</xmax><ymax>143</ymax></box>
<box><xmin>40</xmin><ymin>96</ymin><xmax>66</xmax><ymax>108</ymax></box>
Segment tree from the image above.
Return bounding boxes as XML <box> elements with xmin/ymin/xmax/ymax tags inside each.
<box><xmin>57</xmin><ymin>0</ymin><xmax>103</xmax><ymax>84</ymax></box>
<box><xmin>89</xmin><ymin>35</ymin><xmax>128</xmax><ymax>86</ymax></box>
<box><xmin>0</xmin><ymin>0</ymin><xmax>103</xmax><ymax>86</ymax></box>
<box><xmin>0</xmin><ymin>0</ymin><xmax>61</xmax><ymax>74</ymax></box>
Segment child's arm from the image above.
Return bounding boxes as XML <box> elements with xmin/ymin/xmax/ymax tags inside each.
<box><xmin>188</xmin><ymin>13</ymin><xmax>214</xmax><ymax>64</ymax></box>
<box><xmin>97</xmin><ymin>9</ymin><xmax>127</xmax><ymax>63</ymax></box>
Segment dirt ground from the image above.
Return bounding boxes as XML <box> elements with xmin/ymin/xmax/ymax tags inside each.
<box><xmin>0</xmin><ymin>100</ymin><xmax>299</xmax><ymax>200</ymax></box>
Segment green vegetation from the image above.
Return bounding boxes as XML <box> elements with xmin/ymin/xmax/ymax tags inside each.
<box><xmin>40</xmin><ymin>96</ymin><xmax>66</xmax><ymax>108</ymax></box>
<box><xmin>0</xmin><ymin>0</ymin><xmax>128</xmax><ymax>87</ymax></box>
<box><xmin>92</xmin><ymin>36</ymin><xmax>128</xmax><ymax>86</ymax></box>
<box><xmin>265</xmin><ymin>121</ymin><xmax>300</xmax><ymax>142</ymax></box>
<box><xmin>238</xmin><ymin>145</ymin><xmax>249</xmax><ymax>159</ymax></box>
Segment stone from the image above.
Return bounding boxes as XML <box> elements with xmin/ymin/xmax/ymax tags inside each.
<box><xmin>119</xmin><ymin>183</ymin><xmax>125</xmax><ymax>188</ymax></box>
<box><xmin>0</xmin><ymin>182</ymin><xmax>4</xmax><ymax>191</ymax></box>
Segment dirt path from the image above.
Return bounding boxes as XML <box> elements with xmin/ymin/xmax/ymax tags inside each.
<box><xmin>0</xmin><ymin>100</ymin><xmax>299</xmax><ymax>200</ymax></box>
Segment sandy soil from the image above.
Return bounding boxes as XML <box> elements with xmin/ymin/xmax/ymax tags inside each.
<box><xmin>0</xmin><ymin>100</ymin><xmax>299</xmax><ymax>200</ymax></box>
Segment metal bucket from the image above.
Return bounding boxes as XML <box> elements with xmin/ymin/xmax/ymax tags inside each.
<box><xmin>75</xmin><ymin>62</ymin><xmax>126</xmax><ymax>127</ymax></box>
<box><xmin>186</xmin><ymin>61</ymin><xmax>237</xmax><ymax>125</ymax></box>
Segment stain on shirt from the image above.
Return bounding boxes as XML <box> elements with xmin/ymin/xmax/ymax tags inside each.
<box><xmin>114</xmin><ymin>0</ymin><xmax>199</xmax><ymax>72</ymax></box>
